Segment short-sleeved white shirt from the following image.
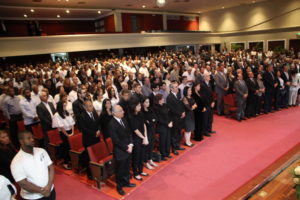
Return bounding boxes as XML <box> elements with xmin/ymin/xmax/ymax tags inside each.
<box><xmin>10</xmin><ymin>148</ymin><xmax>53</xmax><ymax>200</ymax></box>
<box><xmin>0</xmin><ymin>175</ymin><xmax>16</xmax><ymax>200</ymax></box>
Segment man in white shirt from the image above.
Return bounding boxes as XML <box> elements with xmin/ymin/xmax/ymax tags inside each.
<box><xmin>10</xmin><ymin>131</ymin><xmax>55</xmax><ymax>200</ymax></box>
<box><xmin>20</xmin><ymin>89</ymin><xmax>39</xmax><ymax>132</ymax></box>
<box><xmin>182</xmin><ymin>67</ymin><xmax>195</xmax><ymax>86</ymax></box>
<box><xmin>0</xmin><ymin>175</ymin><xmax>16</xmax><ymax>200</ymax></box>
<box><xmin>138</xmin><ymin>64</ymin><xmax>149</xmax><ymax>78</ymax></box>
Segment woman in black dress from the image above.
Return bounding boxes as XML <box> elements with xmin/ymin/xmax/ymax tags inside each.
<box><xmin>141</xmin><ymin>97</ymin><xmax>158</xmax><ymax>170</ymax></box>
<box><xmin>0</xmin><ymin>130</ymin><xmax>17</xmax><ymax>182</ymax></box>
<box><xmin>99</xmin><ymin>99</ymin><xmax>113</xmax><ymax>139</ymax></box>
<box><xmin>192</xmin><ymin>83</ymin><xmax>206</xmax><ymax>141</ymax></box>
<box><xmin>128</xmin><ymin>100</ymin><xmax>149</xmax><ymax>181</ymax></box>
<box><xmin>153</xmin><ymin>94</ymin><xmax>172</xmax><ymax>161</ymax></box>
<box><xmin>182</xmin><ymin>86</ymin><xmax>197</xmax><ymax>147</ymax></box>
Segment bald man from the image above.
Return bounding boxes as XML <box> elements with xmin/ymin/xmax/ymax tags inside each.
<box><xmin>109</xmin><ymin>105</ymin><xmax>135</xmax><ymax>195</ymax></box>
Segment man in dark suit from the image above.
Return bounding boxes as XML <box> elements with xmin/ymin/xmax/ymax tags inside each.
<box><xmin>245</xmin><ymin>71</ymin><xmax>259</xmax><ymax>118</ymax></box>
<box><xmin>200</xmin><ymin>74</ymin><xmax>216</xmax><ymax>135</ymax></box>
<box><xmin>79</xmin><ymin>99</ymin><xmax>101</xmax><ymax>179</ymax></box>
<box><xmin>166</xmin><ymin>81</ymin><xmax>185</xmax><ymax>155</ymax></box>
<box><xmin>263</xmin><ymin>65</ymin><xmax>278</xmax><ymax>113</ymax></box>
<box><xmin>130</xmin><ymin>82</ymin><xmax>144</xmax><ymax>103</ymax></box>
<box><xmin>72</xmin><ymin>87</ymin><xmax>87</xmax><ymax>131</ymax></box>
<box><xmin>214</xmin><ymin>63</ymin><xmax>229</xmax><ymax>115</ymax></box>
<box><xmin>36</xmin><ymin>90</ymin><xmax>56</xmax><ymax>148</ymax></box>
<box><xmin>281</xmin><ymin>65</ymin><xmax>291</xmax><ymax>108</ymax></box>
<box><xmin>234</xmin><ymin>74</ymin><xmax>248</xmax><ymax>121</ymax></box>
<box><xmin>109</xmin><ymin>105</ymin><xmax>136</xmax><ymax>195</ymax></box>
<box><xmin>79</xmin><ymin>99</ymin><xmax>101</xmax><ymax>149</ymax></box>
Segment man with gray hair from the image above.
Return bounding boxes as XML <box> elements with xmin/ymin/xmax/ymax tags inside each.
<box><xmin>109</xmin><ymin>105</ymin><xmax>135</xmax><ymax>195</ymax></box>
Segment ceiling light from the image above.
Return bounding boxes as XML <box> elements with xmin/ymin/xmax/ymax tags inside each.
<box><xmin>142</xmin><ymin>5</ymin><xmax>146</xmax><ymax>8</ymax></box>
<box><xmin>65</xmin><ymin>0</ymin><xmax>69</xmax><ymax>1</ymax></box>
<box><xmin>57</xmin><ymin>14</ymin><xmax>61</xmax><ymax>18</ymax></box>
<box><xmin>252</xmin><ymin>1</ymin><xmax>256</xmax><ymax>3</ymax></box>
<box><xmin>66</xmin><ymin>10</ymin><xmax>70</xmax><ymax>13</ymax></box>
<box><xmin>97</xmin><ymin>10</ymin><xmax>101</xmax><ymax>14</ymax></box>
<box><xmin>156</xmin><ymin>0</ymin><xmax>166</xmax><ymax>8</ymax></box>
<box><xmin>30</xmin><ymin>9</ymin><xmax>35</xmax><ymax>13</ymax></box>
<box><xmin>198</xmin><ymin>11</ymin><xmax>202</xmax><ymax>13</ymax></box>
<box><xmin>222</xmin><ymin>6</ymin><xmax>225</xmax><ymax>9</ymax></box>
<box><xmin>24</xmin><ymin>14</ymin><xmax>28</xmax><ymax>18</ymax></box>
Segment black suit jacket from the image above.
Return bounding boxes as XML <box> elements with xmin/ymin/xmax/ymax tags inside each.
<box><xmin>200</xmin><ymin>82</ymin><xmax>213</xmax><ymax>107</ymax></box>
<box><xmin>79</xmin><ymin>110</ymin><xmax>101</xmax><ymax>148</ymax></box>
<box><xmin>109</xmin><ymin>118</ymin><xmax>133</xmax><ymax>161</ymax></box>
<box><xmin>36</xmin><ymin>102</ymin><xmax>56</xmax><ymax>132</ymax></box>
<box><xmin>263</xmin><ymin>71</ymin><xmax>276</xmax><ymax>90</ymax></box>
<box><xmin>246</xmin><ymin>78</ymin><xmax>259</xmax><ymax>98</ymax></box>
<box><xmin>166</xmin><ymin>93</ymin><xmax>185</xmax><ymax>121</ymax></box>
<box><xmin>281</xmin><ymin>71</ymin><xmax>292</xmax><ymax>84</ymax></box>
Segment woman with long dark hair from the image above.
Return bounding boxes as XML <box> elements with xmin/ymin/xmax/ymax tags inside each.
<box><xmin>182</xmin><ymin>86</ymin><xmax>197</xmax><ymax>146</ymax></box>
<box><xmin>99</xmin><ymin>99</ymin><xmax>113</xmax><ymax>138</ymax></box>
<box><xmin>141</xmin><ymin>97</ymin><xmax>158</xmax><ymax>170</ymax></box>
<box><xmin>153</xmin><ymin>94</ymin><xmax>172</xmax><ymax>161</ymax></box>
<box><xmin>192</xmin><ymin>83</ymin><xmax>206</xmax><ymax>141</ymax></box>
<box><xmin>0</xmin><ymin>130</ymin><xmax>17</xmax><ymax>182</ymax></box>
<box><xmin>128</xmin><ymin>99</ymin><xmax>149</xmax><ymax>181</ymax></box>
<box><xmin>52</xmin><ymin>101</ymin><xmax>75</xmax><ymax>169</ymax></box>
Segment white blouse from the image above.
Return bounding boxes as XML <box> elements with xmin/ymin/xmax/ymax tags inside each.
<box><xmin>93</xmin><ymin>100</ymin><xmax>103</xmax><ymax>115</ymax></box>
<box><xmin>52</xmin><ymin>112</ymin><xmax>75</xmax><ymax>131</ymax></box>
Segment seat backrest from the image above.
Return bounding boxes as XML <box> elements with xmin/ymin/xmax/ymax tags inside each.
<box><xmin>87</xmin><ymin>141</ymin><xmax>110</xmax><ymax>162</ymax></box>
<box><xmin>47</xmin><ymin>129</ymin><xmax>62</xmax><ymax>145</ymax></box>
<box><xmin>31</xmin><ymin>124</ymin><xmax>44</xmax><ymax>139</ymax></box>
<box><xmin>105</xmin><ymin>138</ymin><xmax>113</xmax><ymax>154</ymax></box>
<box><xmin>69</xmin><ymin>133</ymin><xmax>83</xmax><ymax>152</ymax></box>
<box><xmin>17</xmin><ymin>120</ymin><xmax>26</xmax><ymax>132</ymax></box>
<box><xmin>224</xmin><ymin>94</ymin><xmax>235</xmax><ymax>107</ymax></box>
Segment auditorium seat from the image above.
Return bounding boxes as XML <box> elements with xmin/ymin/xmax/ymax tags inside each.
<box><xmin>31</xmin><ymin>123</ymin><xmax>44</xmax><ymax>147</ymax></box>
<box><xmin>224</xmin><ymin>94</ymin><xmax>237</xmax><ymax>117</ymax></box>
<box><xmin>17</xmin><ymin>120</ymin><xmax>26</xmax><ymax>132</ymax></box>
<box><xmin>87</xmin><ymin>141</ymin><xmax>115</xmax><ymax>189</ymax></box>
<box><xmin>47</xmin><ymin>129</ymin><xmax>63</xmax><ymax>163</ymax></box>
<box><xmin>68</xmin><ymin>133</ymin><xmax>85</xmax><ymax>173</ymax></box>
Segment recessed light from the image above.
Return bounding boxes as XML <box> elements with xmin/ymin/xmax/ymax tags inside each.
<box><xmin>222</xmin><ymin>6</ymin><xmax>225</xmax><ymax>9</ymax></box>
<box><xmin>252</xmin><ymin>1</ymin><xmax>256</xmax><ymax>3</ymax></box>
<box><xmin>198</xmin><ymin>11</ymin><xmax>202</xmax><ymax>13</ymax></box>
<box><xmin>30</xmin><ymin>9</ymin><xmax>35</xmax><ymax>13</ymax></box>
<box><xmin>142</xmin><ymin>5</ymin><xmax>146</xmax><ymax>8</ymax></box>
<box><xmin>57</xmin><ymin>14</ymin><xmax>61</xmax><ymax>18</ymax></box>
<box><xmin>24</xmin><ymin>14</ymin><xmax>28</xmax><ymax>18</ymax></box>
<box><xmin>66</xmin><ymin>10</ymin><xmax>70</xmax><ymax>13</ymax></box>
<box><xmin>97</xmin><ymin>10</ymin><xmax>101</xmax><ymax>14</ymax></box>
<box><xmin>65</xmin><ymin>0</ymin><xmax>69</xmax><ymax>2</ymax></box>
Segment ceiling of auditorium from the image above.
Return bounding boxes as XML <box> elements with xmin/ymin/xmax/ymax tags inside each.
<box><xmin>0</xmin><ymin>0</ymin><xmax>271</xmax><ymax>19</ymax></box>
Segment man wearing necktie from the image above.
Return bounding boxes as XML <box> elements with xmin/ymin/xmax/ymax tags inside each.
<box><xmin>245</xmin><ymin>71</ymin><xmax>259</xmax><ymax>118</ymax></box>
<box><xmin>263</xmin><ymin>65</ymin><xmax>278</xmax><ymax>113</ymax></box>
<box><xmin>234</xmin><ymin>74</ymin><xmax>248</xmax><ymax>121</ymax></box>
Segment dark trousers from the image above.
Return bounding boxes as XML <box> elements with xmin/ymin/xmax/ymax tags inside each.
<box><xmin>132</xmin><ymin>137</ymin><xmax>145</xmax><ymax>176</ymax></box>
<box><xmin>264</xmin><ymin>88</ymin><xmax>274</xmax><ymax>112</ymax></box>
<box><xmin>59</xmin><ymin>131</ymin><xmax>71</xmax><ymax>164</ymax></box>
<box><xmin>25</xmin><ymin>122</ymin><xmax>40</xmax><ymax>133</ymax></box>
<box><xmin>246</xmin><ymin>95</ymin><xmax>258</xmax><ymax>117</ymax></box>
<box><xmin>216</xmin><ymin>92</ymin><xmax>225</xmax><ymax>114</ymax></box>
<box><xmin>203</xmin><ymin>107</ymin><xmax>213</xmax><ymax>133</ymax></box>
<box><xmin>194</xmin><ymin>111</ymin><xmax>204</xmax><ymax>140</ymax></box>
<box><xmin>236</xmin><ymin>97</ymin><xmax>247</xmax><ymax>120</ymax></box>
<box><xmin>170</xmin><ymin>117</ymin><xmax>182</xmax><ymax>151</ymax></box>
<box><xmin>144</xmin><ymin>126</ymin><xmax>155</xmax><ymax>161</ymax></box>
<box><xmin>256</xmin><ymin>95</ymin><xmax>264</xmax><ymax>114</ymax></box>
<box><xmin>283</xmin><ymin>86</ymin><xmax>290</xmax><ymax>107</ymax></box>
<box><xmin>275</xmin><ymin>89</ymin><xmax>285</xmax><ymax>109</ymax></box>
<box><xmin>9</xmin><ymin>114</ymin><xmax>23</xmax><ymax>148</ymax></box>
<box><xmin>115</xmin><ymin>157</ymin><xmax>131</xmax><ymax>189</ymax></box>
<box><xmin>158</xmin><ymin>127</ymin><xmax>171</xmax><ymax>157</ymax></box>
<box><xmin>22</xmin><ymin>188</ymin><xmax>56</xmax><ymax>200</ymax></box>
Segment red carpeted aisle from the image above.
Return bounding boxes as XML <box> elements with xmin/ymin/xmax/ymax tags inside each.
<box><xmin>54</xmin><ymin>107</ymin><xmax>300</xmax><ymax>200</ymax></box>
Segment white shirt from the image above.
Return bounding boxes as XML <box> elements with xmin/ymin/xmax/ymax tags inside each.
<box><xmin>19</xmin><ymin>98</ymin><xmax>39</xmax><ymax>125</ymax></box>
<box><xmin>52</xmin><ymin>112</ymin><xmax>75</xmax><ymax>131</ymax></box>
<box><xmin>0</xmin><ymin>175</ymin><xmax>16</xmax><ymax>200</ymax></box>
<box><xmin>68</xmin><ymin>90</ymin><xmax>78</xmax><ymax>103</ymax></box>
<box><xmin>10</xmin><ymin>148</ymin><xmax>53</xmax><ymax>200</ymax></box>
<box><xmin>31</xmin><ymin>92</ymin><xmax>41</xmax><ymax>105</ymax></box>
<box><xmin>93</xmin><ymin>100</ymin><xmax>103</xmax><ymax>115</ymax></box>
<box><xmin>42</xmin><ymin>102</ymin><xmax>54</xmax><ymax>118</ymax></box>
<box><xmin>139</xmin><ymin>67</ymin><xmax>149</xmax><ymax>78</ymax></box>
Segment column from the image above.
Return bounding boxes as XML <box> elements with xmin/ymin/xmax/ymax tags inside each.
<box><xmin>163</xmin><ymin>14</ymin><xmax>167</xmax><ymax>31</ymax></box>
<box><xmin>114</xmin><ymin>11</ymin><xmax>123</xmax><ymax>32</ymax></box>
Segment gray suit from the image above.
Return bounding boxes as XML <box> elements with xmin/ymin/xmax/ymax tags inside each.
<box><xmin>214</xmin><ymin>71</ymin><xmax>229</xmax><ymax>114</ymax></box>
<box><xmin>234</xmin><ymin>80</ymin><xmax>248</xmax><ymax>120</ymax></box>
